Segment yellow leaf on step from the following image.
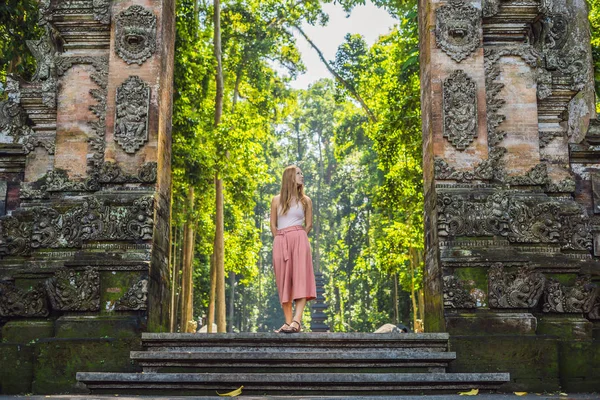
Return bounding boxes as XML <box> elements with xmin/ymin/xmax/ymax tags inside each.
<box><xmin>217</xmin><ymin>385</ymin><xmax>244</xmax><ymax>397</ymax></box>
<box><xmin>514</xmin><ymin>392</ymin><xmax>527</xmax><ymax>396</ymax></box>
<box><xmin>459</xmin><ymin>388</ymin><xmax>479</xmax><ymax>396</ymax></box>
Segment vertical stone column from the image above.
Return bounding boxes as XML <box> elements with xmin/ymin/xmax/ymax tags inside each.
<box><xmin>0</xmin><ymin>0</ymin><xmax>175</xmax><ymax>352</ymax></box>
<box><xmin>420</xmin><ymin>0</ymin><xmax>600</xmax><ymax>390</ymax></box>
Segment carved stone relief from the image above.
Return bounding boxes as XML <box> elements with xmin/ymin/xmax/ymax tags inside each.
<box><xmin>437</xmin><ymin>190</ymin><xmax>593</xmax><ymax>250</ymax></box>
<box><xmin>443</xmin><ymin>70</ymin><xmax>478</xmax><ymax>150</ymax></box>
<box><xmin>592</xmin><ymin>174</ymin><xmax>600</xmax><ymax>214</ymax></box>
<box><xmin>435</xmin><ymin>0</ymin><xmax>481</xmax><ymax>63</ymax></box>
<box><xmin>115</xmin><ymin>277</ymin><xmax>148</xmax><ymax>310</ymax></box>
<box><xmin>435</xmin><ymin>147</ymin><xmax>506</xmax><ymax>182</ymax></box>
<box><xmin>114</xmin><ymin>76</ymin><xmax>150</xmax><ymax>154</ymax></box>
<box><xmin>0</xmin><ymin>280</ymin><xmax>49</xmax><ymax>317</ymax></box>
<box><xmin>443</xmin><ymin>275</ymin><xmax>477</xmax><ymax>308</ymax></box>
<box><xmin>45</xmin><ymin>267</ymin><xmax>100</xmax><ymax>311</ymax></box>
<box><xmin>115</xmin><ymin>5</ymin><xmax>157</xmax><ymax>65</ymax></box>
<box><xmin>543</xmin><ymin>276</ymin><xmax>597</xmax><ymax>313</ymax></box>
<box><xmin>93</xmin><ymin>0</ymin><xmax>111</xmax><ymax>24</ymax></box>
<box><xmin>488</xmin><ymin>263</ymin><xmax>545</xmax><ymax>308</ymax></box>
<box><xmin>0</xmin><ymin>196</ymin><xmax>154</xmax><ymax>257</ymax></box>
<box><xmin>99</xmin><ymin>161</ymin><xmax>158</xmax><ymax>183</ymax></box>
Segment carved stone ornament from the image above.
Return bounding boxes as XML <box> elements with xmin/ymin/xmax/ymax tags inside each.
<box><xmin>443</xmin><ymin>70</ymin><xmax>478</xmax><ymax>150</ymax></box>
<box><xmin>488</xmin><ymin>263</ymin><xmax>545</xmax><ymax>308</ymax></box>
<box><xmin>0</xmin><ymin>196</ymin><xmax>154</xmax><ymax>257</ymax></box>
<box><xmin>114</xmin><ymin>76</ymin><xmax>150</xmax><ymax>154</ymax></box>
<box><xmin>437</xmin><ymin>190</ymin><xmax>593</xmax><ymax>250</ymax></box>
<box><xmin>589</xmin><ymin>295</ymin><xmax>600</xmax><ymax>320</ymax></box>
<box><xmin>435</xmin><ymin>0</ymin><xmax>481</xmax><ymax>63</ymax></box>
<box><xmin>45</xmin><ymin>267</ymin><xmax>100</xmax><ymax>311</ymax></box>
<box><xmin>435</xmin><ymin>147</ymin><xmax>506</xmax><ymax>182</ymax></box>
<box><xmin>98</xmin><ymin>161</ymin><xmax>157</xmax><ymax>183</ymax></box>
<box><xmin>443</xmin><ymin>275</ymin><xmax>477</xmax><ymax>308</ymax></box>
<box><xmin>543</xmin><ymin>276</ymin><xmax>597</xmax><ymax>313</ymax></box>
<box><xmin>0</xmin><ymin>280</ymin><xmax>49</xmax><ymax>317</ymax></box>
<box><xmin>115</xmin><ymin>278</ymin><xmax>148</xmax><ymax>310</ymax></box>
<box><xmin>115</xmin><ymin>5</ymin><xmax>157</xmax><ymax>65</ymax></box>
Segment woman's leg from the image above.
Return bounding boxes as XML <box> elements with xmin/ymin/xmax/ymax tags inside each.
<box><xmin>293</xmin><ymin>298</ymin><xmax>307</xmax><ymax>322</ymax></box>
<box><xmin>282</xmin><ymin>301</ymin><xmax>293</xmax><ymax>324</ymax></box>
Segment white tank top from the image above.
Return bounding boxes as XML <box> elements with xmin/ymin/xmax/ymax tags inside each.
<box><xmin>277</xmin><ymin>200</ymin><xmax>304</xmax><ymax>230</ymax></box>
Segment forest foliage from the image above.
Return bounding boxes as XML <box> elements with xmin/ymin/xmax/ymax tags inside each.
<box><xmin>3</xmin><ymin>0</ymin><xmax>600</xmax><ymax>332</ymax></box>
<box><xmin>169</xmin><ymin>0</ymin><xmax>424</xmax><ymax>333</ymax></box>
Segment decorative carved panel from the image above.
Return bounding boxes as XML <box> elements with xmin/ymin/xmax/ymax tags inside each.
<box><xmin>488</xmin><ymin>263</ymin><xmax>545</xmax><ymax>308</ymax></box>
<box><xmin>443</xmin><ymin>70</ymin><xmax>478</xmax><ymax>150</ymax></box>
<box><xmin>114</xmin><ymin>76</ymin><xmax>150</xmax><ymax>154</ymax></box>
<box><xmin>115</xmin><ymin>277</ymin><xmax>148</xmax><ymax>310</ymax></box>
<box><xmin>435</xmin><ymin>0</ymin><xmax>481</xmax><ymax>63</ymax></box>
<box><xmin>443</xmin><ymin>275</ymin><xmax>477</xmax><ymax>308</ymax></box>
<box><xmin>0</xmin><ymin>280</ymin><xmax>49</xmax><ymax>317</ymax></box>
<box><xmin>45</xmin><ymin>267</ymin><xmax>100</xmax><ymax>312</ymax></box>
<box><xmin>437</xmin><ymin>190</ymin><xmax>592</xmax><ymax>250</ymax></box>
<box><xmin>0</xmin><ymin>196</ymin><xmax>154</xmax><ymax>257</ymax></box>
<box><xmin>543</xmin><ymin>276</ymin><xmax>597</xmax><ymax>313</ymax></box>
<box><xmin>115</xmin><ymin>5</ymin><xmax>157</xmax><ymax>65</ymax></box>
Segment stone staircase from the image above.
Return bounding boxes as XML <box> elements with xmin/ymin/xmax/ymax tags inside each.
<box><xmin>76</xmin><ymin>332</ymin><xmax>509</xmax><ymax>395</ymax></box>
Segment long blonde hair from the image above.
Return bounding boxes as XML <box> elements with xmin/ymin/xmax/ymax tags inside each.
<box><xmin>279</xmin><ymin>165</ymin><xmax>307</xmax><ymax>216</ymax></box>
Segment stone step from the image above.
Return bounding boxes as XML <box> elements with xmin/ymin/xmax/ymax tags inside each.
<box><xmin>141</xmin><ymin>333</ymin><xmax>449</xmax><ymax>352</ymax></box>
<box><xmin>77</xmin><ymin>372</ymin><xmax>509</xmax><ymax>395</ymax></box>
<box><xmin>130</xmin><ymin>350</ymin><xmax>457</xmax><ymax>372</ymax></box>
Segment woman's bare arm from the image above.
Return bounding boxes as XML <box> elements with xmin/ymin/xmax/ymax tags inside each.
<box><xmin>270</xmin><ymin>196</ymin><xmax>279</xmax><ymax>236</ymax></box>
<box><xmin>304</xmin><ymin>196</ymin><xmax>313</xmax><ymax>234</ymax></box>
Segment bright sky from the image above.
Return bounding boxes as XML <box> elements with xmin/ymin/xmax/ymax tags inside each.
<box><xmin>290</xmin><ymin>2</ymin><xmax>397</xmax><ymax>89</ymax></box>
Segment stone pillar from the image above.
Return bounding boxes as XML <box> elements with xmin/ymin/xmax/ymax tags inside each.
<box><xmin>0</xmin><ymin>0</ymin><xmax>175</xmax><ymax>377</ymax></box>
<box><xmin>420</xmin><ymin>0</ymin><xmax>600</xmax><ymax>391</ymax></box>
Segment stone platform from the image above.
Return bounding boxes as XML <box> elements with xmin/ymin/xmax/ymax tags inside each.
<box><xmin>76</xmin><ymin>333</ymin><xmax>510</xmax><ymax>395</ymax></box>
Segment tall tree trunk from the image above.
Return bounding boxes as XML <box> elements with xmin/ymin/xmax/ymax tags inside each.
<box><xmin>393</xmin><ymin>273</ymin><xmax>399</xmax><ymax>325</ymax></box>
<box><xmin>215</xmin><ymin>175</ymin><xmax>226</xmax><ymax>332</ymax></box>
<box><xmin>181</xmin><ymin>187</ymin><xmax>195</xmax><ymax>332</ymax></box>
<box><xmin>175</xmin><ymin>226</ymin><xmax>184</xmax><ymax>331</ymax></box>
<box><xmin>228</xmin><ymin>271</ymin><xmax>235</xmax><ymax>332</ymax></box>
<box><xmin>170</xmin><ymin>226</ymin><xmax>179</xmax><ymax>332</ymax></box>
<box><xmin>213</xmin><ymin>0</ymin><xmax>226</xmax><ymax>333</ymax></box>
<box><xmin>207</xmin><ymin>252</ymin><xmax>216</xmax><ymax>332</ymax></box>
<box><xmin>409</xmin><ymin>247</ymin><xmax>419</xmax><ymax>331</ymax></box>
<box><xmin>314</xmin><ymin>131</ymin><xmax>323</xmax><ymax>273</ymax></box>
<box><xmin>179</xmin><ymin>223</ymin><xmax>189</xmax><ymax>331</ymax></box>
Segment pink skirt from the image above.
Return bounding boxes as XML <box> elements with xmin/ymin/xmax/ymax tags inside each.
<box><xmin>272</xmin><ymin>225</ymin><xmax>317</xmax><ymax>304</ymax></box>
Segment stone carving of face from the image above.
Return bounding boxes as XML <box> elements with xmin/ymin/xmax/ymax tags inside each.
<box><xmin>115</xmin><ymin>5</ymin><xmax>157</xmax><ymax>65</ymax></box>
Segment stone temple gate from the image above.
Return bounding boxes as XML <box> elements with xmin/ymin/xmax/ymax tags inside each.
<box><xmin>0</xmin><ymin>0</ymin><xmax>598</xmax><ymax>395</ymax></box>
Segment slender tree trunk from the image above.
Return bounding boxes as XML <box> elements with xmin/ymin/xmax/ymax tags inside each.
<box><xmin>215</xmin><ymin>175</ymin><xmax>226</xmax><ymax>332</ymax></box>
<box><xmin>181</xmin><ymin>187</ymin><xmax>195</xmax><ymax>333</ymax></box>
<box><xmin>393</xmin><ymin>273</ymin><xmax>399</xmax><ymax>325</ymax></box>
<box><xmin>179</xmin><ymin>223</ymin><xmax>189</xmax><ymax>331</ymax></box>
<box><xmin>314</xmin><ymin>131</ymin><xmax>323</xmax><ymax>273</ymax></box>
<box><xmin>409</xmin><ymin>247</ymin><xmax>419</xmax><ymax>331</ymax></box>
<box><xmin>175</xmin><ymin>226</ymin><xmax>184</xmax><ymax>331</ymax></box>
<box><xmin>170</xmin><ymin>226</ymin><xmax>179</xmax><ymax>332</ymax></box>
<box><xmin>228</xmin><ymin>271</ymin><xmax>235</xmax><ymax>332</ymax></box>
<box><xmin>207</xmin><ymin>252</ymin><xmax>216</xmax><ymax>332</ymax></box>
<box><xmin>212</xmin><ymin>0</ymin><xmax>226</xmax><ymax>334</ymax></box>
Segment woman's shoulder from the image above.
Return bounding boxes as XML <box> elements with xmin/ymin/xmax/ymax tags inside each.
<box><xmin>302</xmin><ymin>195</ymin><xmax>312</xmax><ymax>203</ymax></box>
<box><xmin>271</xmin><ymin>195</ymin><xmax>280</xmax><ymax>205</ymax></box>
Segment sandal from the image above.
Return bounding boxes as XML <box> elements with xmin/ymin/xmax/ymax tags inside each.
<box><xmin>274</xmin><ymin>323</ymin><xmax>290</xmax><ymax>333</ymax></box>
<box><xmin>285</xmin><ymin>320</ymin><xmax>302</xmax><ymax>333</ymax></box>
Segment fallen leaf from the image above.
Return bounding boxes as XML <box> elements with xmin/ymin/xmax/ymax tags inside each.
<box><xmin>514</xmin><ymin>393</ymin><xmax>527</xmax><ymax>396</ymax></box>
<box><xmin>559</xmin><ymin>393</ymin><xmax>568</xmax><ymax>396</ymax></box>
<box><xmin>459</xmin><ymin>388</ymin><xmax>479</xmax><ymax>396</ymax></box>
<box><xmin>217</xmin><ymin>385</ymin><xmax>244</xmax><ymax>397</ymax></box>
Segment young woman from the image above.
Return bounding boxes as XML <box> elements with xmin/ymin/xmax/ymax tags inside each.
<box><xmin>270</xmin><ymin>165</ymin><xmax>317</xmax><ymax>333</ymax></box>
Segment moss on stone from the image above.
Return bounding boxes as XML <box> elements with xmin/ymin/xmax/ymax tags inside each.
<box><xmin>54</xmin><ymin>315</ymin><xmax>141</xmax><ymax>339</ymax></box>
<box><xmin>1</xmin><ymin>320</ymin><xmax>54</xmax><ymax>344</ymax></box>
<box><xmin>32</xmin><ymin>337</ymin><xmax>141</xmax><ymax>394</ymax></box>
<box><xmin>448</xmin><ymin>335</ymin><xmax>560</xmax><ymax>392</ymax></box>
<box><xmin>0</xmin><ymin>343</ymin><xmax>33</xmax><ymax>394</ymax></box>
<box><xmin>558</xmin><ymin>340</ymin><xmax>600</xmax><ymax>392</ymax></box>
<box><xmin>100</xmin><ymin>271</ymin><xmax>141</xmax><ymax>314</ymax></box>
